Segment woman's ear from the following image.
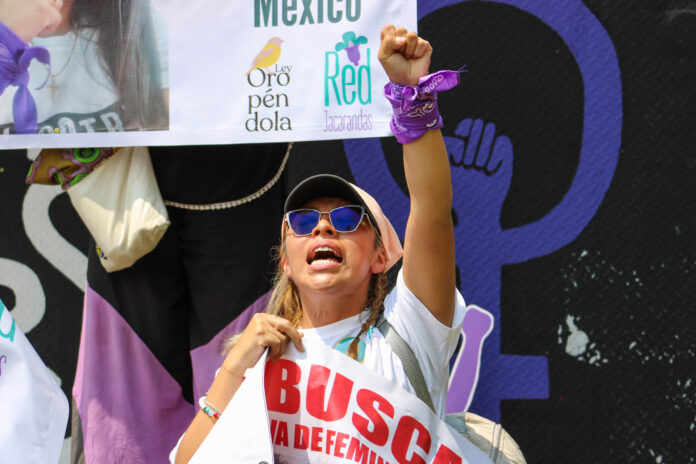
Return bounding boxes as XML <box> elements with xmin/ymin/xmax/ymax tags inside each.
<box><xmin>281</xmin><ymin>254</ymin><xmax>292</xmax><ymax>278</ymax></box>
<box><xmin>370</xmin><ymin>249</ymin><xmax>388</xmax><ymax>274</ymax></box>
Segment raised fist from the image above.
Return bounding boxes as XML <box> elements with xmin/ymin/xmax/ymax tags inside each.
<box><xmin>378</xmin><ymin>24</ymin><xmax>432</xmax><ymax>86</ymax></box>
<box><xmin>445</xmin><ymin>118</ymin><xmax>514</xmax><ymax>236</ymax></box>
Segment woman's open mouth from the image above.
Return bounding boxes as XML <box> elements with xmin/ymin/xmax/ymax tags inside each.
<box><xmin>307</xmin><ymin>246</ymin><xmax>343</xmax><ymax>266</ymax></box>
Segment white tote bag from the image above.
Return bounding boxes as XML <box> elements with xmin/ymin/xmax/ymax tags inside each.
<box><xmin>67</xmin><ymin>146</ymin><xmax>170</xmax><ymax>272</ymax></box>
<box><xmin>0</xmin><ymin>299</ymin><xmax>69</xmax><ymax>464</ymax></box>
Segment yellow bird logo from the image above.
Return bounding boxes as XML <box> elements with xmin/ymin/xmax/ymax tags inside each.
<box><xmin>245</xmin><ymin>37</ymin><xmax>284</xmax><ymax>76</ymax></box>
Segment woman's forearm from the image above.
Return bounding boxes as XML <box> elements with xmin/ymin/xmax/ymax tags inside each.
<box><xmin>174</xmin><ymin>363</ymin><xmax>245</xmax><ymax>463</ymax></box>
<box><xmin>401</xmin><ymin>128</ymin><xmax>457</xmax><ymax>326</ymax></box>
<box><xmin>403</xmin><ymin>128</ymin><xmax>453</xmax><ymax>221</ymax></box>
<box><xmin>175</xmin><ymin>312</ymin><xmax>303</xmax><ymax>463</ymax></box>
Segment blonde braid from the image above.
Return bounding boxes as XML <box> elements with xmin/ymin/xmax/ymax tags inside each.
<box><xmin>347</xmin><ymin>271</ymin><xmax>388</xmax><ymax>360</ymax></box>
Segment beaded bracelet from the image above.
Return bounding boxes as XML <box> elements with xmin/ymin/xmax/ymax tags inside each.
<box><xmin>198</xmin><ymin>395</ymin><xmax>223</xmax><ymax>420</ymax></box>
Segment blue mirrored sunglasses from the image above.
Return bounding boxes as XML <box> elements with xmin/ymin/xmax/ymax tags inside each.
<box><xmin>285</xmin><ymin>205</ymin><xmax>367</xmax><ymax>236</ymax></box>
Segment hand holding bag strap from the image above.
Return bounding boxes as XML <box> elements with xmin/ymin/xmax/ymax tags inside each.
<box><xmin>375</xmin><ymin>315</ymin><xmax>436</xmax><ymax>413</ymax></box>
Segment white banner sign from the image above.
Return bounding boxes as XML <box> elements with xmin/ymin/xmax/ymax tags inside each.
<box><xmin>0</xmin><ymin>299</ymin><xmax>68</xmax><ymax>464</ymax></box>
<box><xmin>0</xmin><ymin>0</ymin><xmax>416</xmax><ymax>149</ymax></box>
<box><xmin>192</xmin><ymin>341</ymin><xmax>491</xmax><ymax>464</ymax></box>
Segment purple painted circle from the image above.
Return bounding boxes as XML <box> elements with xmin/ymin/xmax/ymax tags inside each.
<box><xmin>345</xmin><ymin>0</ymin><xmax>623</xmax><ymax>249</ymax></box>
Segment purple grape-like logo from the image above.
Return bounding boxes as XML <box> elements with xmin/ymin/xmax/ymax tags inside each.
<box><xmin>335</xmin><ymin>31</ymin><xmax>368</xmax><ymax>66</ymax></box>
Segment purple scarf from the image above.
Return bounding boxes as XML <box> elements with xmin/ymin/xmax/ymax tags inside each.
<box><xmin>0</xmin><ymin>22</ymin><xmax>51</xmax><ymax>134</ymax></box>
<box><xmin>384</xmin><ymin>70</ymin><xmax>462</xmax><ymax>144</ymax></box>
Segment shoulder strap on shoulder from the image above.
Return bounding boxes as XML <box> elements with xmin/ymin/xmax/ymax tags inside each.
<box><xmin>375</xmin><ymin>315</ymin><xmax>436</xmax><ymax>413</ymax></box>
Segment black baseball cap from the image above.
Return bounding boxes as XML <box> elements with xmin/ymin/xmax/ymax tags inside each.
<box><xmin>284</xmin><ymin>174</ymin><xmax>379</xmax><ymax>236</ymax></box>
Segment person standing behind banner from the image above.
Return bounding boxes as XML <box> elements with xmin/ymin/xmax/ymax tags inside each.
<box><xmin>172</xmin><ymin>25</ymin><xmax>466</xmax><ymax>463</ymax></box>
<box><xmin>0</xmin><ymin>0</ymin><xmax>168</xmax><ymax>134</ymax></box>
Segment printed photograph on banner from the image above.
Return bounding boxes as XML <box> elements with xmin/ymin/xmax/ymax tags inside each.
<box><xmin>0</xmin><ymin>0</ymin><xmax>169</xmax><ymax>135</ymax></box>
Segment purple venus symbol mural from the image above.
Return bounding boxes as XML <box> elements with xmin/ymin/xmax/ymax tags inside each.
<box><xmin>345</xmin><ymin>0</ymin><xmax>622</xmax><ymax>422</ymax></box>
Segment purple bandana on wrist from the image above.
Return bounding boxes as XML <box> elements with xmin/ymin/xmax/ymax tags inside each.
<box><xmin>384</xmin><ymin>70</ymin><xmax>461</xmax><ymax>144</ymax></box>
<box><xmin>0</xmin><ymin>21</ymin><xmax>51</xmax><ymax>134</ymax></box>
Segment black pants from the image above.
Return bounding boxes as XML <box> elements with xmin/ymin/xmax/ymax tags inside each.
<box><xmin>85</xmin><ymin>143</ymin><xmax>288</xmax><ymax>402</ymax></box>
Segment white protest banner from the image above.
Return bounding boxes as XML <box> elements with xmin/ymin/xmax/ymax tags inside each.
<box><xmin>190</xmin><ymin>349</ymin><xmax>274</xmax><ymax>464</ymax></box>
<box><xmin>0</xmin><ymin>299</ymin><xmax>69</xmax><ymax>464</ymax></box>
<box><xmin>194</xmin><ymin>340</ymin><xmax>492</xmax><ymax>464</ymax></box>
<box><xmin>0</xmin><ymin>0</ymin><xmax>416</xmax><ymax>149</ymax></box>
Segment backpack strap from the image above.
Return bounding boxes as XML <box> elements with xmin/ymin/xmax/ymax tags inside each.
<box><xmin>375</xmin><ymin>315</ymin><xmax>436</xmax><ymax>413</ymax></box>
<box><xmin>376</xmin><ymin>318</ymin><xmax>528</xmax><ymax>463</ymax></box>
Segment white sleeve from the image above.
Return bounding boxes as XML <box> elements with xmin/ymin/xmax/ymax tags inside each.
<box><xmin>383</xmin><ymin>269</ymin><xmax>466</xmax><ymax>397</ymax></box>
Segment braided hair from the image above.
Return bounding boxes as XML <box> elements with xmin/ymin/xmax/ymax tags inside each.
<box><xmin>346</xmin><ymin>271</ymin><xmax>388</xmax><ymax>360</ymax></box>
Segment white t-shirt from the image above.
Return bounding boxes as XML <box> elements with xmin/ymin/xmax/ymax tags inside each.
<box><xmin>0</xmin><ymin>2</ymin><xmax>168</xmax><ymax>134</ymax></box>
<box><xmin>169</xmin><ymin>270</ymin><xmax>465</xmax><ymax>462</ymax></box>
<box><xmin>300</xmin><ymin>269</ymin><xmax>465</xmax><ymax>418</ymax></box>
